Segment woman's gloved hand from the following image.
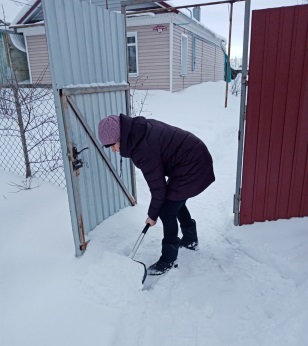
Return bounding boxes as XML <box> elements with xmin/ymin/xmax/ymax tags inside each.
<box><xmin>146</xmin><ymin>216</ymin><xmax>157</xmax><ymax>226</ymax></box>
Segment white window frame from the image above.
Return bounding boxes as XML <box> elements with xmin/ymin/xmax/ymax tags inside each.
<box><xmin>181</xmin><ymin>34</ymin><xmax>188</xmax><ymax>76</ymax></box>
<box><xmin>127</xmin><ymin>32</ymin><xmax>139</xmax><ymax>77</ymax></box>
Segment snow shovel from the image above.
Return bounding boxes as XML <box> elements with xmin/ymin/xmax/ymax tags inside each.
<box><xmin>129</xmin><ymin>223</ymin><xmax>150</xmax><ymax>284</ymax></box>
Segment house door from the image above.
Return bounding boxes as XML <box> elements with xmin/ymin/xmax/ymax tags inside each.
<box><xmin>235</xmin><ymin>5</ymin><xmax>308</xmax><ymax>226</ymax></box>
<box><xmin>42</xmin><ymin>0</ymin><xmax>136</xmax><ymax>255</ymax></box>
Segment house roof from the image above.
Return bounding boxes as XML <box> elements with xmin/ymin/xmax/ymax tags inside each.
<box><xmin>9</xmin><ymin>0</ymin><xmax>226</xmax><ymax>51</ymax></box>
<box><xmin>13</xmin><ymin>0</ymin><xmax>43</xmax><ymax>25</ymax></box>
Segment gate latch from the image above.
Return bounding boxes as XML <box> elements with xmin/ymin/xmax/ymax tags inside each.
<box><xmin>72</xmin><ymin>146</ymin><xmax>89</xmax><ymax>171</ymax></box>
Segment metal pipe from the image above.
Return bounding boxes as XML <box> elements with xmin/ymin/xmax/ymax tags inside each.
<box><xmin>234</xmin><ymin>0</ymin><xmax>251</xmax><ymax>226</ymax></box>
<box><xmin>121</xmin><ymin>2</ymin><xmax>138</xmax><ymax>202</ymax></box>
<box><xmin>126</xmin><ymin>0</ymin><xmax>245</xmax><ymax>16</ymax></box>
<box><xmin>225</xmin><ymin>1</ymin><xmax>233</xmax><ymax>108</ymax></box>
<box><xmin>9</xmin><ymin>22</ymin><xmax>44</xmax><ymax>29</ymax></box>
<box><xmin>0</xmin><ymin>28</ymin><xmax>16</xmax><ymax>34</ymax></box>
<box><xmin>61</xmin><ymin>84</ymin><xmax>129</xmax><ymax>96</ymax></box>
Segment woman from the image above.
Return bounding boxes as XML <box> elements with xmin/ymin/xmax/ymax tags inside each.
<box><xmin>98</xmin><ymin>114</ymin><xmax>215</xmax><ymax>275</ymax></box>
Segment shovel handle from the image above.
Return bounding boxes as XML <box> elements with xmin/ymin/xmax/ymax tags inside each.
<box><xmin>142</xmin><ymin>223</ymin><xmax>151</xmax><ymax>234</ymax></box>
<box><xmin>129</xmin><ymin>223</ymin><xmax>151</xmax><ymax>260</ymax></box>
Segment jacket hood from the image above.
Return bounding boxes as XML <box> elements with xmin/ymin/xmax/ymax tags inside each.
<box><xmin>120</xmin><ymin>114</ymin><xmax>147</xmax><ymax>158</ymax></box>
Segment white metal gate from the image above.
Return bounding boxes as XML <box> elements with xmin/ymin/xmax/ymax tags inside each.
<box><xmin>42</xmin><ymin>0</ymin><xmax>136</xmax><ymax>256</ymax></box>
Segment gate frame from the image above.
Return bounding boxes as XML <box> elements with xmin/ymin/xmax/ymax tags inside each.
<box><xmin>234</xmin><ymin>0</ymin><xmax>251</xmax><ymax>226</ymax></box>
<box><xmin>42</xmin><ymin>0</ymin><xmax>138</xmax><ymax>256</ymax></box>
<box><xmin>59</xmin><ymin>84</ymin><xmax>137</xmax><ymax>256</ymax></box>
<box><xmin>234</xmin><ymin>3</ymin><xmax>308</xmax><ymax>225</ymax></box>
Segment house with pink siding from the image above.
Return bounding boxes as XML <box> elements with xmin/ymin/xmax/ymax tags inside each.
<box><xmin>9</xmin><ymin>0</ymin><xmax>227</xmax><ymax>92</ymax></box>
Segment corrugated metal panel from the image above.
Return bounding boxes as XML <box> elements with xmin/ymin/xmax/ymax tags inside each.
<box><xmin>128</xmin><ymin>25</ymin><xmax>170</xmax><ymax>91</ymax></box>
<box><xmin>43</xmin><ymin>0</ymin><xmax>126</xmax><ymax>87</ymax></box>
<box><xmin>42</xmin><ymin>0</ymin><xmax>134</xmax><ymax>255</ymax></box>
<box><xmin>26</xmin><ymin>35</ymin><xmax>51</xmax><ymax>84</ymax></box>
<box><xmin>239</xmin><ymin>5</ymin><xmax>308</xmax><ymax>225</ymax></box>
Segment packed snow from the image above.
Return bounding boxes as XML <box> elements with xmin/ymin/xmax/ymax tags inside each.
<box><xmin>1</xmin><ymin>81</ymin><xmax>308</xmax><ymax>346</ymax></box>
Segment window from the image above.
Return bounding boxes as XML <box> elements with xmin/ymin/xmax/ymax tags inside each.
<box><xmin>127</xmin><ymin>32</ymin><xmax>138</xmax><ymax>77</ymax></box>
<box><xmin>181</xmin><ymin>34</ymin><xmax>188</xmax><ymax>76</ymax></box>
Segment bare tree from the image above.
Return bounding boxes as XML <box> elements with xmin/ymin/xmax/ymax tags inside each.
<box><xmin>130</xmin><ymin>74</ymin><xmax>152</xmax><ymax>117</ymax></box>
<box><xmin>230</xmin><ymin>73</ymin><xmax>241</xmax><ymax>97</ymax></box>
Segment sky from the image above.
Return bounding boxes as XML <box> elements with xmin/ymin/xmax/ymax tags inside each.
<box><xmin>172</xmin><ymin>0</ymin><xmax>302</xmax><ymax>57</ymax></box>
<box><xmin>1</xmin><ymin>81</ymin><xmax>308</xmax><ymax>345</ymax></box>
<box><xmin>0</xmin><ymin>0</ymin><xmax>305</xmax><ymax>56</ymax></box>
<box><xmin>0</xmin><ymin>0</ymin><xmax>22</xmax><ymax>22</ymax></box>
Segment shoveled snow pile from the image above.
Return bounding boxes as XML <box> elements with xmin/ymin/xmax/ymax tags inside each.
<box><xmin>79</xmin><ymin>251</ymin><xmax>145</xmax><ymax>306</ymax></box>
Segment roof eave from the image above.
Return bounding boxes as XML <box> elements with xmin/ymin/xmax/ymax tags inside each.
<box><xmin>17</xmin><ymin>0</ymin><xmax>42</xmax><ymax>25</ymax></box>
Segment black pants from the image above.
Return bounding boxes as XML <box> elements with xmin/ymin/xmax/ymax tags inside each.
<box><xmin>158</xmin><ymin>200</ymin><xmax>192</xmax><ymax>244</ymax></box>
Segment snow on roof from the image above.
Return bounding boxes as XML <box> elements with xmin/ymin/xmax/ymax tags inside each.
<box><xmin>11</xmin><ymin>0</ymin><xmax>42</xmax><ymax>25</ymax></box>
<box><xmin>165</xmin><ymin>1</ymin><xmax>226</xmax><ymax>45</ymax></box>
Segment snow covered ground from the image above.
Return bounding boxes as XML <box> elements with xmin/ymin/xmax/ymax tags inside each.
<box><xmin>1</xmin><ymin>81</ymin><xmax>307</xmax><ymax>346</ymax></box>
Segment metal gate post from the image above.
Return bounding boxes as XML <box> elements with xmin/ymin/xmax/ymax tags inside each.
<box><xmin>121</xmin><ymin>1</ymin><xmax>138</xmax><ymax>203</ymax></box>
<box><xmin>234</xmin><ymin>0</ymin><xmax>251</xmax><ymax>226</ymax></box>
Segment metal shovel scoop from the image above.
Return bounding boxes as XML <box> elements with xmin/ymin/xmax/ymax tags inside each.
<box><xmin>129</xmin><ymin>224</ymin><xmax>150</xmax><ymax>284</ymax></box>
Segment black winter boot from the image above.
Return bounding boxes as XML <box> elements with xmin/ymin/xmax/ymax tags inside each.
<box><xmin>179</xmin><ymin>219</ymin><xmax>198</xmax><ymax>250</ymax></box>
<box><xmin>148</xmin><ymin>238</ymin><xmax>180</xmax><ymax>275</ymax></box>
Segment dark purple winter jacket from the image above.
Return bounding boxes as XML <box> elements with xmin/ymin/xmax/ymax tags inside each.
<box><xmin>120</xmin><ymin>114</ymin><xmax>215</xmax><ymax>221</ymax></box>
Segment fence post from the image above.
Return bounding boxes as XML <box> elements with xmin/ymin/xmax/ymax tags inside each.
<box><xmin>12</xmin><ymin>86</ymin><xmax>32</xmax><ymax>178</ymax></box>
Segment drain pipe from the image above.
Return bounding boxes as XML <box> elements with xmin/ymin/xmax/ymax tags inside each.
<box><xmin>224</xmin><ymin>1</ymin><xmax>234</xmax><ymax>108</ymax></box>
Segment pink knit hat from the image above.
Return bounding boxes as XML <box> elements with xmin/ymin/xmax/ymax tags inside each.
<box><xmin>98</xmin><ymin>115</ymin><xmax>120</xmax><ymax>146</ymax></box>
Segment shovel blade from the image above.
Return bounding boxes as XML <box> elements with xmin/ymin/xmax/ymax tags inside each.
<box><xmin>133</xmin><ymin>260</ymin><xmax>147</xmax><ymax>284</ymax></box>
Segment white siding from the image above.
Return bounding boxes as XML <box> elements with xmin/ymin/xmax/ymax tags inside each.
<box><xmin>172</xmin><ymin>25</ymin><xmax>225</xmax><ymax>92</ymax></box>
<box><xmin>24</xmin><ymin>21</ymin><xmax>225</xmax><ymax>91</ymax></box>
<box><xmin>26</xmin><ymin>35</ymin><xmax>51</xmax><ymax>84</ymax></box>
<box><xmin>128</xmin><ymin>25</ymin><xmax>170</xmax><ymax>91</ymax></box>
<box><xmin>214</xmin><ymin>46</ymin><xmax>225</xmax><ymax>81</ymax></box>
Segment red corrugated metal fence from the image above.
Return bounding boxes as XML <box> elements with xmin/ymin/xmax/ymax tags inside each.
<box><xmin>239</xmin><ymin>5</ymin><xmax>308</xmax><ymax>225</ymax></box>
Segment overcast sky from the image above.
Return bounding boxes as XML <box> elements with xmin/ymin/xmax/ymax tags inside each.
<box><xmin>0</xmin><ymin>0</ymin><xmax>25</xmax><ymax>23</ymax></box>
<box><xmin>1</xmin><ymin>0</ymin><xmax>304</xmax><ymax>57</ymax></box>
<box><xmin>173</xmin><ymin>0</ymin><xmax>302</xmax><ymax>57</ymax></box>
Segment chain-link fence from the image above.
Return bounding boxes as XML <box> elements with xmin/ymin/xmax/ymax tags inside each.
<box><xmin>0</xmin><ymin>84</ymin><xmax>66</xmax><ymax>187</ymax></box>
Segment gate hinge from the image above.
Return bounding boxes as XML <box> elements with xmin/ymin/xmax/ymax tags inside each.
<box><xmin>243</xmin><ymin>105</ymin><xmax>247</xmax><ymax>121</ymax></box>
<box><xmin>233</xmin><ymin>189</ymin><xmax>241</xmax><ymax>213</ymax></box>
